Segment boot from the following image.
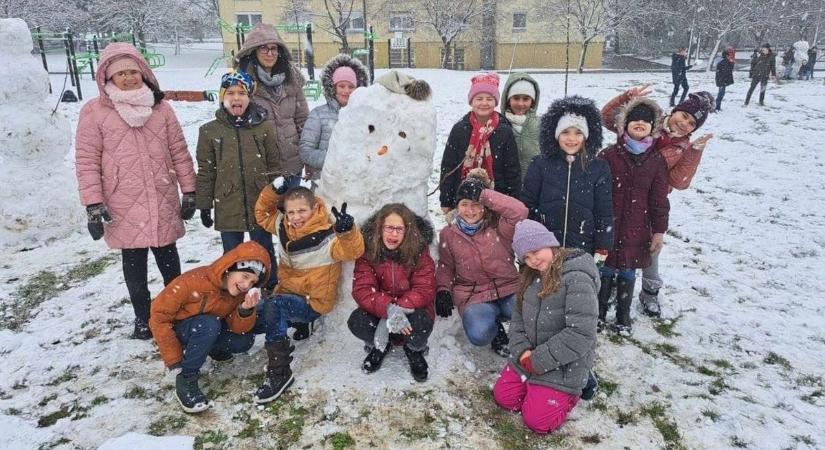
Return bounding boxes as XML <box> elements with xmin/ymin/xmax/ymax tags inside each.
<box><xmin>597</xmin><ymin>276</ymin><xmax>615</xmax><ymax>333</ymax></box>
<box><xmin>208</xmin><ymin>346</ymin><xmax>234</xmax><ymax>362</ymax></box>
<box><xmin>639</xmin><ymin>287</ymin><xmax>661</xmax><ymax>318</ymax></box>
<box><xmin>403</xmin><ymin>345</ymin><xmax>429</xmax><ymax>382</ymax></box>
<box><xmin>131</xmin><ymin>317</ymin><xmax>152</xmax><ymax>340</ymax></box>
<box><xmin>490</xmin><ymin>319</ymin><xmax>510</xmax><ymax>357</ymax></box>
<box><xmin>175</xmin><ymin>372</ymin><xmax>212</xmax><ymax>413</ymax></box>
<box><xmin>253</xmin><ymin>339</ymin><xmax>294</xmax><ymax>404</ymax></box>
<box><xmin>580</xmin><ymin>370</ymin><xmax>599</xmax><ymax>401</ymax></box>
<box><xmin>614</xmin><ymin>278</ymin><xmax>635</xmax><ymax>336</ymax></box>
<box><xmin>758</xmin><ymin>91</ymin><xmax>765</xmax><ymax>106</ymax></box>
<box><xmin>361</xmin><ymin>343</ymin><xmax>391</xmax><ymax>373</ymax></box>
<box><xmin>291</xmin><ymin>320</ymin><xmax>315</xmax><ymax>341</ymax></box>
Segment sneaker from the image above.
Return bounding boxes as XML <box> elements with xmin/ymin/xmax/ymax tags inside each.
<box><xmin>403</xmin><ymin>345</ymin><xmax>429</xmax><ymax>382</ymax></box>
<box><xmin>361</xmin><ymin>343</ymin><xmax>391</xmax><ymax>373</ymax></box>
<box><xmin>131</xmin><ymin>319</ymin><xmax>152</xmax><ymax>340</ymax></box>
<box><xmin>175</xmin><ymin>372</ymin><xmax>212</xmax><ymax>414</ymax></box>
<box><xmin>490</xmin><ymin>320</ymin><xmax>510</xmax><ymax>357</ymax></box>
<box><xmin>581</xmin><ymin>370</ymin><xmax>599</xmax><ymax>401</ymax></box>
<box><xmin>614</xmin><ymin>323</ymin><xmax>633</xmax><ymax>337</ymax></box>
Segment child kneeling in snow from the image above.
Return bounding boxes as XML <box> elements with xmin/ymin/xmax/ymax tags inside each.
<box><xmin>250</xmin><ymin>181</ymin><xmax>364</xmax><ymax>403</ymax></box>
<box><xmin>493</xmin><ymin>220</ymin><xmax>599</xmax><ymax>434</ymax></box>
<box><xmin>349</xmin><ymin>203</ymin><xmax>436</xmax><ymax>382</ymax></box>
<box><xmin>149</xmin><ymin>241</ymin><xmax>271</xmax><ymax>413</ymax></box>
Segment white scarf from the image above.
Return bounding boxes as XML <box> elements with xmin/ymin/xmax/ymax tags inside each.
<box><xmin>505</xmin><ymin>111</ymin><xmax>527</xmax><ymax>134</ymax></box>
<box><xmin>104</xmin><ymin>82</ymin><xmax>155</xmax><ymax>128</ymax></box>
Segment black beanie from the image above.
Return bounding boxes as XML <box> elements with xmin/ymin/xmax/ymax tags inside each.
<box><xmin>455</xmin><ymin>177</ymin><xmax>485</xmax><ymax>203</ymax></box>
<box><xmin>625</xmin><ymin>104</ymin><xmax>656</xmax><ymax>129</ymax></box>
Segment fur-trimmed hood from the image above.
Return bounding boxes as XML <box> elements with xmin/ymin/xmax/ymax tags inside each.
<box><xmin>613</xmin><ymin>96</ymin><xmax>664</xmax><ymax>139</ymax></box>
<box><xmin>320</xmin><ymin>54</ymin><xmax>370</xmax><ymax>103</ymax></box>
<box><xmin>360</xmin><ymin>211</ymin><xmax>435</xmax><ymax>256</ymax></box>
<box><xmin>539</xmin><ymin>96</ymin><xmax>603</xmax><ymax>160</ymax></box>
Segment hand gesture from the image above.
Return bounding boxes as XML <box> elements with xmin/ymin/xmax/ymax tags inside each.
<box><xmin>691</xmin><ymin>134</ymin><xmax>713</xmax><ymax>151</ymax></box>
<box><xmin>627</xmin><ymin>83</ymin><xmax>653</xmax><ymax>98</ymax></box>
<box><xmin>86</xmin><ymin>203</ymin><xmax>112</xmax><ymax>241</ymax></box>
<box><xmin>650</xmin><ymin>233</ymin><xmax>665</xmax><ymax>254</ymax></box>
<box><xmin>331</xmin><ymin>202</ymin><xmax>354</xmax><ymax>233</ymax></box>
<box><xmin>241</xmin><ymin>287</ymin><xmax>261</xmax><ymax>309</ymax></box>
<box><xmin>200</xmin><ymin>209</ymin><xmax>213</xmax><ymax>228</ymax></box>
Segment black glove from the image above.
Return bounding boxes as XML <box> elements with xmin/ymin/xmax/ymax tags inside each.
<box><xmin>200</xmin><ymin>209</ymin><xmax>213</xmax><ymax>228</ymax></box>
<box><xmin>435</xmin><ymin>290</ymin><xmax>454</xmax><ymax>318</ymax></box>
<box><xmin>331</xmin><ymin>202</ymin><xmax>354</xmax><ymax>233</ymax></box>
<box><xmin>86</xmin><ymin>203</ymin><xmax>112</xmax><ymax>241</ymax></box>
<box><xmin>271</xmin><ymin>176</ymin><xmax>289</xmax><ymax>195</ymax></box>
<box><xmin>180</xmin><ymin>192</ymin><xmax>196</xmax><ymax>220</ymax></box>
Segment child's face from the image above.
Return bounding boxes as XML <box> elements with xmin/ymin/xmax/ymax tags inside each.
<box><xmin>667</xmin><ymin>111</ymin><xmax>696</xmax><ymax>137</ymax></box>
<box><xmin>381</xmin><ymin>213</ymin><xmax>406</xmax><ymax>250</ymax></box>
<box><xmin>285</xmin><ymin>198</ymin><xmax>314</xmax><ymax>230</ymax></box>
<box><xmin>335</xmin><ymin>81</ymin><xmax>356</xmax><ymax>107</ymax></box>
<box><xmin>457</xmin><ymin>199</ymin><xmax>485</xmax><ymax>225</ymax></box>
<box><xmin>223</xmin><ymin>85</ymin><xmax>250</xmax><ymax>117</ymax></box>
<box><xmin>470</xmin><ymin>93</ymin><xmax>497</xmax><ymax>119</ymax></box>
<box><xmin>224</xmin><ymin>270</ymin><xmax>259</xmax><ymax>296</ymax></box>
<box><xmin>558</xmin><ymin>127</ymin><xmax>585</xmax><ymax>155</ymax></box>
<box><xmin>110</xmin><ymin>69</ymin><xmax>143</xmax><ymax>91</ymax></box>
<box><xmin>508</xmin><ymin>94</ymin><xmax>533</xmax><ymax>115</ymax></box>
<box><xmin>626</xmin><ymin>120</ymin><xmax>652</xmax><ymax>140</ymax></box>
<box><xmin>523</xmin><ymin>247</ymin><xmax>554</xmax><ymax>272</ymax></box>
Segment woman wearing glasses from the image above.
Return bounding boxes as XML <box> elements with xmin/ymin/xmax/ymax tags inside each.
<box><xmin>349</xmin><ymin>203</ymin><xmax>436</xmax><ymax>382</ymax></box>
<box><xmin>235</xmin><ymin>23</ymin><xmax>309</xmax><ymax>190</ymax></box>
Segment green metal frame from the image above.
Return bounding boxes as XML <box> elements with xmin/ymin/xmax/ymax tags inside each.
<box><xmin>303</xmin><ymin>79</ymin><xmax>322</xmax><ymax>101</ymax></box>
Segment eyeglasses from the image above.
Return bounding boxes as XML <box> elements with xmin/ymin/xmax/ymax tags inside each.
<box><xmin>383</xmin><ymin>225</ymin><xmax>406</xmax><ymax>235</ymax></box>
<box><xmin>257</xmin><ymin>45</ymin><xmax>279</xmax><ymax>55</ymax></box>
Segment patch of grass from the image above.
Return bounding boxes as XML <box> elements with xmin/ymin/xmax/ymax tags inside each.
<box><xmin>6</xmin><ymin>408</ymin><xmax>22</xmax><ymax>416</ymax></box>
<box><xmin>641</xmin><ymin>402</ymin><xmax>685</xmax><ymax>450</ymax></box>
<box><xmin>792</xmin><ymin>434</ymin><xmax>816</xmax><ymax>446</ymax></box>
<box><xmin>276</xmin><ymin>406</ymin><xmax>308</xmax><ymax>447</ymax></box>
<box><xmin>590</xmin><ymin>398</ymin><xmax>609</xmax><ymax>411</ymax></box>
<box><xmin>711</xmin><ymin>359</ymin><xmax>734</xmax><ymax>370</ymax></box>
<box><xmin>701</xmin><ymin>409</ymin><xmax>720</xmax><ymax>422</ymax></box>
<box><xmin>235</xmin><ymin>418</ymin><xmax>262</xmax><ymax>439</ymax></box>
<box><xmin>600</xmin><ymin>377</ymin><xmax>618</xmax><ymax>396</ymax></box>
<box><xmin>709</xmin><ymin>377</ymin><xmax>729</xmax><ymax>396</ymax></box>
<box><xmin>764</xmin><ymin>352</ymin><xmax>792</xmax><ymax>371</ymax></box>
<box><xmin>38</xmin><ymin>393</ymin><xmax>57</xmax><ymax>407</ymax></box>
<box><xmin>45</xmin><ymin>366</ymin><xmax>79</xmax><ymax>386</ymax></box>
<box><xmin>796</xmin><ymin>374</ymin><xmax>822</xmax><ymax>387</ymax></box>
<box><xmin>800</xmin><ymin>389</ymin><xmax>824</xmax><ymax>404</ymax></box>
<box><xmin>652</xmin><ymin>316</ymin><xmax>682</xmax><ymax>337</ymax></box>
<box><xmin>124</xmin><ymin>386</ymin><xmax>148</xmax><ymax>399</ymax></box>
<box><xmin>328</xmin><ymin>432</ymin><xmax>355</xmax><ymax>450</ymax></box>
<box><xmin>616</xmin><ymin>410</ymin><xmax>637</xmax><ymax>426</ymax></box>
<box><xmin>90</xmin><ymin>395</ymin><xmax>109</xmax><ymax>406</ymax></box>
<box><xmin>655</xmin><ymin>342</ymin><xmax>679</xmax><ymax>354</ymax></box>
<box><xmin>148</xmin><ymin>415</ymin><xmax>188</xmax><ymax>436</ymax></box>
<box><xmin>37</xmin><ymin>406</ymin><xmax>72</xmax><ymax>428</ymax></box>
<box><xmin>697</xmin><ymin>365</ymin><xmax>719</xmax><ymax>377</ymax></box>
<box><xmin>729</xmin><ymin>436</ymin><xmax>748</xmax><ymax>448</ymax></box>
<box><xmin>580</xmin><ymin>433</ymin><xmax>602</xmax><ymax>444</ymax></box>
<box><xmin>37</xmin><ymin>437</ymin><xmax>71</xmax><ymax>450</ymax></box>
<box><xmin>65</xmin><ymin>255</ymin><xmax>118</xmax><ymax>281</ymax></box>
<box><xmin>194</xmin><ymin>430</ymin><xmax>229</xmax><ymax>450</ymax></box>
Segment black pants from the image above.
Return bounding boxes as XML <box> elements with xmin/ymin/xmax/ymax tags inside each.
<box><xmin>347</xmin><ymin>308</ymin><xmax>433</xmax><ymax>352</ymax></box>
<box><xmin>670</xmin><ymin>76</ymin><xmax>689</xmax><ymax>105</ymax></box>
<box><xmin>122</xmin><ymin>243</ymin><xmax>181</xmax><ymax>323</ymax></box>
<box><xmin>745</xmin><ymin>78</ymin><xmax>768</xmax><ymax>105</ymax></box>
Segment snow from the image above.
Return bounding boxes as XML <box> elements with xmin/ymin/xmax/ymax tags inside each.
<box><xmin>98</xmin><ymin>432</ymin><xmax>193</xmax><ymax>450</ymax></box>
<box><xmin>1</xmin><ymin>29</ymin><xmax>824</xmax><ymax>450</ymax></box>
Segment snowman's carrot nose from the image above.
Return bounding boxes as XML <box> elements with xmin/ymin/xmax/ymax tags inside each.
<box><xmin>378</xmin><ymin>145</ymin><xmax>389</xmax><ymax>156</ymax></box>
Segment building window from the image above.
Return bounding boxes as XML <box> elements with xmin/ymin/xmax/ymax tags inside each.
<box><xmin>345</xmin><ymin>12</ymin><xmax>365</xmax><ymax>33</ymax></box>
<box><xmin>512</xmin><ymin>12</ymin><xmax>526</xmax><ymax>31</ymax></box>
<box><xmin>440</xmin><ymin>47</ymin><xmax>465</xmax><ymax>70</ymax></box>
<box><xmin>236</xmin><ymin>13</ymin><xmax>263</xmax><ymax>27</ymax></box>
<box><xmin>389</xmin><ymin>12</ymin><xmax>414</xmax><ymax>32</ymax></box>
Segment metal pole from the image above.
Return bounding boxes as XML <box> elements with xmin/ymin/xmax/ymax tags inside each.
<box><xmin>387</xmin><ymin>39</ymin><xmax>392</xmax><ymax>68</ymax></box>
<box><xmin>68</xmin><ymin>30</ymin><xmax>83</xmax><ymax>100</ymax></box>
<box><xmin>407</xmin><ymin>38</ymin><xmax>412</xmax><ymax>68</ymax></box>
<box><xmin>63</xmin><ymin>31</ymin><xmax>76</xmax><ymax>87</ymax></box>
<box><xmin>36</xmin><ymin>26</ymin><xmax>52</xmax><ymax>93</ymax></box>
<box><xmin>368</xmin><ymin>26</ymin><xmax>375</xmax><ymax>83</ymax></box>
<box><xmin>564</xmin><ymin>0</ymin><xmax>570</xmax><ymax>96</ymax></box>
<box><xmin>362</xmin><ymin>0</ymin><xmax>368</xmax><ymax>51</ymax></box>
<box><xmin>305</xmin><ymin>24</ymin><xmax>315</xmax><ymax>80</ymax></box>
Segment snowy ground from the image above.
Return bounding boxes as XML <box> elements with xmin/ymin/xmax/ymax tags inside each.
<box><xmin>1</xmin><ymin>46</ymin><xmax>825</xmax><ymax>450</ymax></box>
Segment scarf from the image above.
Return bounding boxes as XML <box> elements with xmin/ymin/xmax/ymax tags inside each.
<box><xmin>623</xmin><ymin>132</ymin><xmax>654</xmax><ymax>155</ymax></box>
<box><xmin>505</xmin><ymin>111</ymin><xmax>527</xmax><ymax>134</ymax></box>
<box><xmin>461</xmin><ymin>112</ymin><xmax>499</xmax><ymax>186</ymax></box>
<box><xmin>455</xmin><ymin>214</ymin><xmax>484</xmax><ymax>236</ymax></box>
<box><xmin>382</xmin><ymin>247</ymin><xmax>401</xmax><ymax>262</ymax></box>
<box><xmin>256</xmin><ymin>65</ymin><xmax>286</xmax><ymax>98</ymax></box>
<box><xmin>104</xmin><ymin>82</ymin><xmax>154</xmax><ymax>128</ymax></box>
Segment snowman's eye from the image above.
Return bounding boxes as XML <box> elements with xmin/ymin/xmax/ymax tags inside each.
<box><xmin>368</xmin><ymin>125</ymin><xmax>375</xmax><ymax>133</ymax></box>
<box><xmin>398</xmin><ymin>131</ymin><xmax>407</xmax><ymax>138</ymax></box>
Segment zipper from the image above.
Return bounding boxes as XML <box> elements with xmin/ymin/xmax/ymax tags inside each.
<box><xmin>236</xmin><ymin>128</ymin><xmax>251</xmax><ymax>229</ymax></box>
<box><xmin>562</xmin><ymin>157</ymin><xmax>573</xmax><ymax>247</ymax></box>
<box><xmin>217</xmin><ymin>138</ymin><xmax>224</xmax><ymax>162</ymax></box>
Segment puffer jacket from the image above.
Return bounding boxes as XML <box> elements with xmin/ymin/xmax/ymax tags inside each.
<box><xmin>235</xmin><ymin>24</ymin><xmax>308</xmax><ymax>177</ymax></box>
<box><xmin>75</xmin><ymin>43</ymin><xmax>196</xmax><ymax>249</ymax></box>
<box><xmin>149</xmin><ymin>241</ymin><xmax>272</xmax><ymax>368</ymax></box>
<box><xmin>352</xmin><ymin>212</ymin><xmax>436</xmax><ymax>320</ymax></box>
<box><xmin>751</xmin><ymin>51</ymin><xmax>777</xmax><ymax>81</ymax></box>
<box><xmin>255</xmin><ymin>186</ymin><xmax>364</xmax><ymax>314</ymax></box>
<box><xmin>436</xmin><ymin>189</ymin><xmax>528</xmax><ymax>315</ymax></box>
<box><xmin>508</xmin><ymin>249</ymin><xmax>599</xmax><ymax>395</ymax></box>
<box><xmin>299</xmin><ymin>54</ymin><xmax>370</xmax><ymax>179</ymax></box>
<box><xmin>501</xmin><ymin>73</ymin><xmax>541</xmax><ymax>178</ymax></box>
<box><xmin>715</xmin><ymin>57</ymin><xmax>735</xmax><ymax>87</ymax></box>
<box><xmin>195</xmin><ymin>104</ymin><xmax>280</xmax><ymax>231</ymax></box>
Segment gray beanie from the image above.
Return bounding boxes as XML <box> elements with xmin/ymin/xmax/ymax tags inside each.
<box><xmin>512</xmin><ymin>219</ymin><xmax>560</xmax><ymax>261</ymax></box>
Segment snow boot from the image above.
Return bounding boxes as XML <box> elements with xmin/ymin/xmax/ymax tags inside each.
<box><xmin>614</xmin><ymin>278</ymin><xmax>635</xmax><ymax>336</ymax></box>
<box><xmin>639</xmin><ymin>287</ymin><xmax>662</xmax><ymax>318</ymax></box>
<box><xmin>580</xmin><ymin>370</ymin><xmax>599</xmax><ymax>401</ymax></box>
<box><xmin>291</xmin><ymin>320</ymin><xmax>315</xmax><ymax>341</ymax></box>
<box><xmin>208</xmin><ymin>346</ymin><xmax>234</xmax><ymax>363</ymax></box>
<box><xmin>490</xmin><ymin>318</ymin><xmax>510</xmax><ymax>357</ymax></box>
<box><xmin>597</xmin><ymin>276</ymin><xmax>615</xmax><ymax>333</ymax></box>
<box><xmin>758</xmin><ymin>91</ymin><xmax>766</xmax><ymax>106</ymax></box>
<box><xmin>175</xmin><ymin>372</ymin><xmax>212</xmax><ymax>414</ymax></box>
<box><xmin>131</xmin><ymin>318</ymin><xmax>152</xmax><ymax>340</ymax></box>
<box><xmin>253</xmin><ymin>339</ymin><xmax>294</xmax><ymax>404</ymax></box>
<box><xmin>361</xmin><ymin>343</ymin><xmax>391</xmax><ymax>374</ymax></box>
<box><xmin>403</xmin><ymin>345</ymin><xmax>429</xmax><ymax>382</ymax></box>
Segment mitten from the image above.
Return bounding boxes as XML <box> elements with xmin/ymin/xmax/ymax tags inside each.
<box><xmin>180</xmin><ymin>192</ymin><xmax>196</xmax><ymax>220</ymax></box>
<box><xmin>386</xmin><ymin>303</ymin><xmax>413</xmax><ymax>334</ymax></box>
<box><xmin>594</xmin><ymin>249</ymin><xmax>608</xmax><ymax>268</ymax></box>
<box><xmin>435</xmin><ymin>290</ymin><xmax>454</xmax><ymax>318</ymax></box>
<box><xmin>86</xmin><ymin>203</ymin><xmax>112</xmax><ymax>241</ymax></box>
<box><xmin>200</xmin><ymin>209</ymin><xmax>213</xmax><ymax>228</ymax></box>
<box><xmin>272</xmin><ymin>176</ymin><xmax>289</xmax><ymax>195</ymax></box>
<box><xmin>331</xmin><ymin>202</ymin><xmax>354</xmax><ymax>233</ymax></box>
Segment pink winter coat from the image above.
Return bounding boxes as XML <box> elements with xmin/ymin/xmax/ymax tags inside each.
<box><xmin>75</xmin><ymin>43</ymin><xmax>196</xmax><ymax>249</ymax></box>
<box><xmin>436</xmin><ymin>189</ymin><xmax>528</xmax><ymax>315</ymax></box>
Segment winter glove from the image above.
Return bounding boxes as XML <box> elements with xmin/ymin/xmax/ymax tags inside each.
<box><xmin>331</xmin><ymin>202</ymin><xmax>354</xmax><ymax>233</ymax></box>
<box><xmin>271</xmin><ymin>176</ymin><xmax>289</xmax><ymax>195</ymax></box>
<box><xmin>386</xmin><ymin>303</ymin><xmax>413</xmax><ymax>334</ymax></box>
<box><xmin>594</xmin><ymin>249</ymin><xmax>608</xmax><ymax>269</ymax></box>
<box><xmin>435</xmin><ymin>290</ymin><xmax>454</xmax><ymax>318</ymax></box>
<box><xmin>86</xmin><ymin>203</ymin><xmax>112</xmax><ymax>241</ymax></box>
<box><xmin>200</xmin><ymin>209</ymin><xmax>213</xmax><ymax>228</ymax></box>
<box><xmin>180</xmin><ymin>192</ymin><xmax>196</xmax><ymax>220</ymax></box>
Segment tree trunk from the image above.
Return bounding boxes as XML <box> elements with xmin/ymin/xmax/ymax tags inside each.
<box><xmin>706</xmin><ymin>35</ymin><xmax>724</xmax><ymax>72</ymax></box>
<box><xmin>577</xmin><ymin>40</ymin><xmax>590</xmax><ymax>73</ymax></box>
<box><xmin>441</xmin><ymin>38</ymin><xmax>452</xmax><ymax>69</ymax></box>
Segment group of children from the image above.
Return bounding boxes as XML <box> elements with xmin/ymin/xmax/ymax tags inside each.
<box><xmin>76</xmin><ymin>37</ymin><xmax>714</xmax><ymax>433</ymax></box>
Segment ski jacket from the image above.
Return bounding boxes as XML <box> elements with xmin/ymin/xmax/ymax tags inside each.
<box><xmin>500</xmin><ymin>73</ymin><xmax>541</xmax><ymax>179</ymax></box>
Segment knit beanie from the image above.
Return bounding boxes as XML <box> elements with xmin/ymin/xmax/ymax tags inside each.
<box><xmin>555</xmin><ymin>113</ymin><xmax>589</xmax><ymax>139</ymax></box>
<box><xmin>468</xmin><ymin>72</ymin><xmax>501</xmax><ymax>105</ymax></box>
<box><xmin>672</xmin><ymin>91</ymin><xmax>714</xmax><ymax>130</ymax></box>
<box><xmin>455</xmin><ymin>177</ymin><xmax>486</xmax><ymax>204</ymax></box>
<box><xmin>219</xmin><ymin>69</ymin><xmax>255</xmax><ymax>103</ymax></box>
<box><xmin>625</xmin><ymin>103</ymin><xmax>656</xmax><ymax>130</ymax></box>
<box><xmin>507</xmin><ymin>80</ymin><xmax>536</xmax><ymax>101</ymax></box>
<box><xmin>228</xmin><ymin>260</ymin><xmax>265</xmax><ymax>277</ymax></box>
<box><xmin>332</xmin><ymin>66</ymin><xmax>357</xmax><ymax>86</ymax></box>
<box><xmin>105</xmin><ymin>56</ymin><xmax>141</xmax><ymax>80</ymax></box>
<box><xmin>512</xmin><ymin>220</ymin><xmax>560</xmax><ymax>262</ymax></box>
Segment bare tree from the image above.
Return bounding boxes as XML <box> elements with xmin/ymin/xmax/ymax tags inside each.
<box><xmin>314</xmin><ymin>0</ymin><xmax>358</xmax><ymax>53</ymax></box>
<box><xmin>416</xmin><ymin>0</ymin><xmax>486</xmax><ymax>69</ymax></box>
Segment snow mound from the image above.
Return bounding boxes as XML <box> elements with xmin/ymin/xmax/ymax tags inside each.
<box><xmin>98</xmin><ymin>432</ymin><xmax>194</xmax><ymax>450</ymax></box>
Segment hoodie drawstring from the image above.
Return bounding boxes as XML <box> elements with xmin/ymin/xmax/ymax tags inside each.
<box><xmin>562</xmin><ymin>154</ymin><xmax>575</xmax><ymax>247</ymax></box>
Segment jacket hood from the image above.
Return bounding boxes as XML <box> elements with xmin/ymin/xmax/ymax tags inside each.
<box><xmin>207</xmin><ymin>240</ymin><xmax>272</xmax><ymax>288</ymax></box>
<box><xmin>500</xmin><ymin>72</ymin><xmax>540</xmax><ymax>115</ymax></box>
<box><xmin>215</xmin><ymin>102</ymin><xmax>268</xmax><ymax>127</ymax></box>
<box><xmin>360</xmin><ymin>211</ymin><xmax>434</xmax><ymax>256</ymax></box>
<box><xmin>562</xmin><ymin>248</ymin><xmax>600</xmax><ymax>283</ymax></box>
<box><xmin>235</xmin><ymin>23</ymin><xmax>288</xmax><ymax>63</ymax></box>
<box><xmin>95</xmin><ymin>43</ymin><xmax>159</xmax><ymax>108</ymax></box>
<box><xmin>613</xmin><ymin>96</ymin><xmax>664</xmax><ymax>139</ymax></box>
<box><xmin>320</xmin><ymin>54</ymin><xmax>370</xmax><ymax>102</ymax></box>
<box><xmin>539</xmin><ymin>95</ymin><xmax>603</xmax><ymax>160</ymax></box>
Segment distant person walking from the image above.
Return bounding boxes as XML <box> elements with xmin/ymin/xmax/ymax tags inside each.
<box><xmin>715</xmin><ymin>47</ymin><xmax>735</xmax><ymax>111</ymax></box>
<box><xmin>745</xmin><ymin>43</ymin><xmax>777</xmax><ymax>107</ymax></box>
<box><xmin>670</xmin><ymin>47</ymin><xmax>691</xmax><ymax>106</ymax></box>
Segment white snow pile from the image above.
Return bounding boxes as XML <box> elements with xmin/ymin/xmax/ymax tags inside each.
<box><xmin>98</xmin><ymin>432</ymin><xmax>193</xmax><ymax>450</ymax></box>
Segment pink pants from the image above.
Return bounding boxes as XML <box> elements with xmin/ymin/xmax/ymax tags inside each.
<box><xmin>492</xmin><ymin>363</ymin><xmax>580</xmax><ymax>434</ymax></box>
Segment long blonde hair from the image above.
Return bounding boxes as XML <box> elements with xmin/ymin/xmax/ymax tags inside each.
<box><xmin>517</xmin><ymin>247</ymin><xmax>570</xmax><ymax>309</ymax></box>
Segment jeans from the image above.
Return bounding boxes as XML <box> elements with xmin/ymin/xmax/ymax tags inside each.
<box><xmin>461</xmin><ymin>295</ymin><xmax>514</xmax><ymax>346</ymax></box>
<box><xmin>220</xmin><ymin>229</ymin><xmax>278</xmax><ymax>288</ymax></box>
<box><xmin>600</xmin><ymin>266</ymin><xmax>636</xmax><ymax>281</ymax></box>
<box><xmin>716</xmin><ymin>85</ymin><xmax>726</xmax><ymax>110</ymax></box>
<box><xmin>347</xmin><ymin>308</ymin><xmax>434</xmax><ymax>352</ymax></box>
<box><xmin>173</xmin><ymin>314</ymin><xmax>255</xmax><ymax>375</ymax></box>
<box><xmin>122</xmin><ymin>243</ymin><xmax>181</xmax><ymax>323</ymax></box>
<box><xmin>745</xmin><ymin>78</ymin><xmax>768</xmax><ymax>104</ymax></box>
<box><xmin>670</xmin><ymin>76</ymin><xmax>689</xmax><ymax>105</ymax></box>
<box><xmin>253</xmin><ymin>293</ymin><xmax>321</xmax><ymax>343</ymax></box>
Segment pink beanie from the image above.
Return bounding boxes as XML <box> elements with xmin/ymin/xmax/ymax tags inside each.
<box><xmin>332</xmin><ymin>66</ymin><xmax>357</xmax><ymax>86</ymax></box>
<box><xmin>105</xmin><ymin>56</ymin><xmax>142</xmax><ymax>80</ymax></box>
<box><xmin>467</xmin><ymin>72</ymin><xmax>501</xmax><ymax>105</ymax></box>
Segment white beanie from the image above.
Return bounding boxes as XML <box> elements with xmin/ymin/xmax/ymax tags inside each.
<box><xmin>507</xmin><ymin>80</ymin><xmax>536</xmax><ymax>100</ymax></box>
<box><xmin>555</xmin><ymin>113</ymin><xmax>589</xmax><ymax>140</ymax></box>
